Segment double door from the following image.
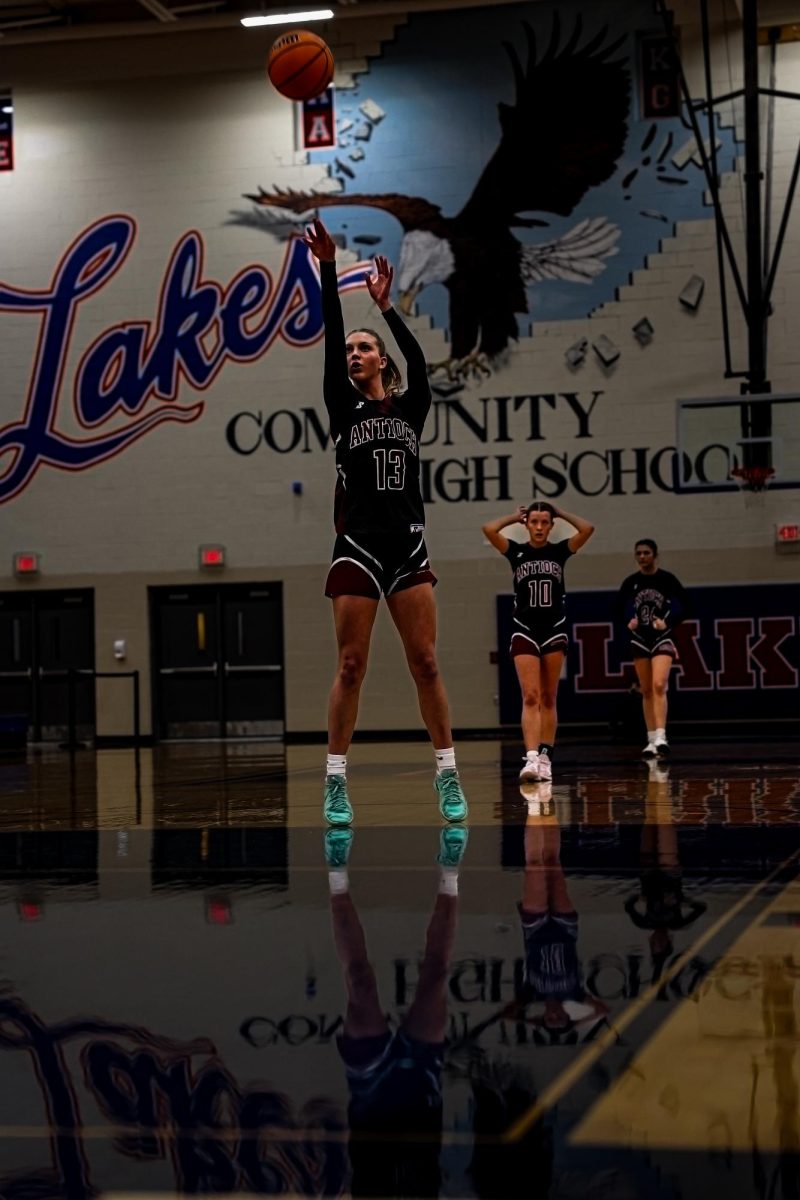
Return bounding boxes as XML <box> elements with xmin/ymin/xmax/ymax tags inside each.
<box><xmin>0</xmin><ymin>590</ymin><xmax>95</xmax><ymax>742</ymax></box>
<box><xmin>151</xmin><ymin>583</ymin><xmax>285</xmax><ymax>739</ymax></box>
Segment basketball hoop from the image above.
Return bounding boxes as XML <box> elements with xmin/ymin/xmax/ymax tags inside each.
<box><xmin>730</xmin><ymin>464</ymin><xmax>775</xmax><ymax>492</ymax></box>
<box><xmin>730</xmin><ymin>464</ymin><xmax>775</xmax><ymax>509</ymax></box>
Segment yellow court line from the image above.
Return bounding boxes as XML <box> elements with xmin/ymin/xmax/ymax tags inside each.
<box><xmin>570</xmin><ymin>878</ymin><xmax>800</xmax><ymax>1149</ymax></box>
<box><xmin>503</xmin><ymin>846</ymin><xmax>800</xmax><ymax>1143</ymax></box>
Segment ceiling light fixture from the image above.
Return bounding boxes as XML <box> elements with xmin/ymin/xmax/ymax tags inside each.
<box><xmin>241</xmin><ymin>9</ymin><xmax>333</xmax><ymax>27</ymax></box>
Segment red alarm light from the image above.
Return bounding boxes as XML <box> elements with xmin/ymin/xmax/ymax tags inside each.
<box><xmin>199</xmin><ymin>545</ymin><xmax>225</xmax><ymax>568</ymax></box>
<box><xmin>14</xmin><ymin>552</ymin><xmax>39</xmax><ymax>576</ymax></box>
<box><xmin>205</xmin><ymin>897</ymin><xmax>233</xmax><ymax>925</ymax></box>
<box><xmin>776</xmin><ymin>523</ymin><xmax>800</xmax><ymax>543</ymax></box>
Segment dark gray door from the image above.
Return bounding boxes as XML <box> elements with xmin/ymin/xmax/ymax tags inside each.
<box><xmin>151</xmin><ymin>583</ymin><xmax>284</xmax><ymax>739</ymax></box>
<box><xmin>0</xmin><ymin>590</ymin><xmax>95</xmax><ymax>742</ymax></box>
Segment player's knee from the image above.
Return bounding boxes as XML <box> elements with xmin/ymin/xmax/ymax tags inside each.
<box><xmin>521</xmin><ymin>687</ymin><xmax>541</xmax><ymax>709</ymax></box>
<box><xmin>653</xmin><ymin>679</ymin><xmax>668</xmax><ymax>698</ymax></box>
<box><xmin>541</xmin><ymin>690</ymin><xmax>558</xmax><ymax>711</ymax></box>
<box><xmin>338</xmin><ymin>651</ymin><xmax>367</xmax><ymax>689</ymax></box>
<box><xmin>346</xmin><ymin>961</ymin><xmax>378</xmax><ymax>995</ymax></box>
<box><xmin>409</xmin><ymin>647</ymin><xmax>439</xmax><ymax>684</ymax></box>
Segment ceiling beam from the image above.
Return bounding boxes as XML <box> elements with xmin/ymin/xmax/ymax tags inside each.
<box><xmin>0</xmin><ymin>0</ymin><xmax>531</xmax><ymax>44</ymax></box>
<box><xmin>137</xmin><ymin>0</ymin><xmax>178</xmax><ymax>20</ymax></box>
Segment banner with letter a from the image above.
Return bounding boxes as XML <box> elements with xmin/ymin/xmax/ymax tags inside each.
<box><xmin>302</xmin><ymin>87</ymin><xmax>335</xmax><ymax>150</ymax></box>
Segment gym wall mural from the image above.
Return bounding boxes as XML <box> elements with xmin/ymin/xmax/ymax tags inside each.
<box><xmin>0</xmin><ymin>0</ymin><xmax>744</xmax><ymax>513</ymax></box>
<box><xmin>238</xmin><ymin>2</ymin><xmax>736</xmax><ymax>381</ymax></box>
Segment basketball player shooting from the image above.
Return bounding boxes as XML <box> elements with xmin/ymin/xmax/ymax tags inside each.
<box><xmin>303</xmin><ymin>218</ymin><xmax>468</xmax><ymax>828</ymax></box>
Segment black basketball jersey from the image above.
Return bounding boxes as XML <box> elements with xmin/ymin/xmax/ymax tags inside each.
<box><xmin>320</xmin><ymin>261</ymin><xmax>431</xmax><ymax>535</ymax></box>
<box><xmin>525</xmin><ymin>917</ymin><xmax>583</xmax><ymax>1001</ymax></box>
<box><xmin>616</xmin><ymin>568</ymin><xmax>690</xmax><ymax>631</ymax></box>
<box><xmin>503</xmin><ymin>538</ymin><xmax>574</xmax><ymax>624</ymax></box>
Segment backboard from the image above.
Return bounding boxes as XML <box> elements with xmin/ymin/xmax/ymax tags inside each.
<box><xmin>675</xmin><ymin>393</ymin><xmax>800</xmax><ymax>493</ymax></box>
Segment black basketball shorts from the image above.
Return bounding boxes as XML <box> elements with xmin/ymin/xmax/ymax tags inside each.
<box><xmin>325</xmin><ymin>530</ymin><xmax>437</xmax><ymax>600</ymax></box>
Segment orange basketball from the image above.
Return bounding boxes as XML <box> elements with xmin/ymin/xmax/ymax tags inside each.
<box><xmin>267</xmin><ymin>29</ymin><xmax>334</xmax><ymax>102</ymax></box>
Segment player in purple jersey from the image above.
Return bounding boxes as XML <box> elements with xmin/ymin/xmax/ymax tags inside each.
<box><xmin>482</xmin><ymin>501</ymin><xmax>595</xmax><ymax>784</ymax></box>
<box><xmin>616</xmin><ymin>539</ymin><xmax>691</xmax><ymax>759</ymax></box>
<box><xmin>303</xmin><ymin>219</ymin><xmax>467</xmax><ymax>828</ymax></box>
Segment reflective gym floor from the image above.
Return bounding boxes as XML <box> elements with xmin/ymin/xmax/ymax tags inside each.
<box><xmin>1</xmin><ymin>736</ymin><xmax>799</xmax><ymax>1199</ymax></box>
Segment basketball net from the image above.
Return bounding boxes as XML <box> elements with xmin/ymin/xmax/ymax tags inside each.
<box><xmin>730</xmin><ymin>464</ymin><xmax>775</xmax><ymax>509</ymax></box>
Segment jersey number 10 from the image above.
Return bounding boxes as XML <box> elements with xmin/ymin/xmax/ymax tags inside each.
<box><xmin>374</xmin><ymin>448</ymin><xmax>406</xmax><ymax>490</ymax></box>
<box><xmin>528</xmin><ymin>578</ymin><xmax>553</xmax><ymax>608</ymax></box>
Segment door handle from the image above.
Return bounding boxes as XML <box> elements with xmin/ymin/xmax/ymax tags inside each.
<box><xmin>159</xmin><ymin>664</ymin><xmax>219</xmax><ymax>676</ymax></box>
<box><xmin>223</xmin><ymin>663</ymin><xmax>282</xmax><ymax>673</ymax></box>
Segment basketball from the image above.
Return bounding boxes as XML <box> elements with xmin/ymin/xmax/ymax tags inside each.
<box><xmin>267</xmin><ymin>29</ymin><xmax>334</xmax><ymax>102</ymax></box>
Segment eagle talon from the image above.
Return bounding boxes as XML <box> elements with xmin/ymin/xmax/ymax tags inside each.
<box><xmin>427</xmin><ymin>358</ymin><xmax>459</xmax><ymax>381</ymax></box>
<box><xmin>427</xmin><ymin>352</ymin><xmax>492</xmax><ymax>382</ymax></box>
<box><xmin>463</xmin><ymin>352</ymin><xmax>492</xmax><ymax>380</ymax></box>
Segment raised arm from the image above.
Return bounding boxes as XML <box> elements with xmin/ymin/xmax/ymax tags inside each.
<box><xmin>302</xmin><ymin>219</ymin><xmax>349</xmax><ymax>434</ymax></box>
<box><xmin>367</xmin><ymin>255</ymin><xmax>430</xmax><ymax>423</ymax></box>
<box><xmin>481</xmin><ymin>507</ymin><xmax>527</xmax><ymax>555</ymax></box>
<box><xmin>552</xmin><ymin>504</ymin><xmax>595</xmax><ymax>554</ymax></box>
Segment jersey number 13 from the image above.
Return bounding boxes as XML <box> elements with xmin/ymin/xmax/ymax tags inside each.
<box><xmin>373</xmin><ymin>448</ymin><xmax>406</xmax><ymax>490</ymax></box>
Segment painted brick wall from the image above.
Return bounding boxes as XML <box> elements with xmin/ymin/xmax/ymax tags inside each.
<box><xmin>1</xmin><ymin>0</ymin><xmax>798</xmax><ymax>735</ymax></box>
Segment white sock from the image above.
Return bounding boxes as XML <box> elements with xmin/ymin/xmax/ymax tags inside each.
<box><xmin>655</xmin><ymin>728</ymin><xmax>666</xmax><ymax>742</ymax></box>
<box><xmin>439</xmin><ymin>869</ymin><xmax>458</xmax><ymax>895</ymax></box>
<box><xmin>526</xmin><ymin>749</ymin><xmax>539</xmax><ymax>760</ymax></box>
<box><xmin>328</xmin><ymin>870</ymin><xmax>349</xmax><ymax>894</ymax></box>
<box><xmin>646</xmin><ymin>730</ymin><xmax>656</xmax><ymax>744</ymax></box>
<box><xmin>326</xmin><ymin>754</ymin><xmax>347</xmax><ymax>777</ymax></box>
<box><xmin>435</xmin><ymin>747</ymin><xmax>456</xmax><ymax>773</ymax></box>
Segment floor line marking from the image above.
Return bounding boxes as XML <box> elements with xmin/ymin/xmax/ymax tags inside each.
<box><xmin>503</xmin><ymin>846</ymin><xmax>800</xmax><ymax>1143</ymax></box>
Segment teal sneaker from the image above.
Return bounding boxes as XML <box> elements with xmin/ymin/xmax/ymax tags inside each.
<box><xmin>323</xmin><ymin>775</ymin><xmax>353</xmax><ymax>826</ymax></box>
<box><xmin>437</xmin><ymin>824</ymin><xmax>468</xmax><ymax>868</ymax></box>
<box><xmin>325</xmin><ymin>827</ymin><xmax>354</xmax><ymax>868</ymax></box>
<box><xmin>434</xmin><ymin>768</ymin><xmax>468</xmax><ymax>823</ymax></box>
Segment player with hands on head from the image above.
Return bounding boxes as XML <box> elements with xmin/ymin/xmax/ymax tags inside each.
<box><xmin>482</xmin><ymin>501</ymin><xmax>595</xmax><ymax>784</ymax></box>
<box><xmin>303</xmin><ymin>218</ymin><xmax>467</xmax><ymax>828</ymax></box>
<box><xmin>616</xmin><ymin>539</ymin><xmax>691</xmax><ymax>759</ymax></box>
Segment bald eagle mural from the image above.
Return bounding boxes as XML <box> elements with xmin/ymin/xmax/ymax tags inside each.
<box><xmin>245</xmin><ymin>17</ymin><xmax>630</xmax><ymax>376</ymax></box>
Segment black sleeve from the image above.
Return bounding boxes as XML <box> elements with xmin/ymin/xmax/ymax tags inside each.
<box><xmin>624</xmin><ymin>896</ymin><xmax>651</xmax><ymax>928</ymax></box>
<box><xmin>382</xmin><ymin>305</ymin><xmax>431</xmax><ymax>430</ymax></box>
<box><xmin>664</xmin><ymin>572</ymin><xmax>692</xmax><ymax>627</ymax></box>
<box><xmin>320</xmin><ymin>260</ymin><xmax>350</xmax><ymax>439</ymax></box>
<box><xmin>615</xmin><ymin>575</ymin><xmax>635</xmax><ymax>626</ymax></box>
<box><xmin>671</xmin><ymin>899</ymin><xmax>707</xmax><ymax>929</ymax></box>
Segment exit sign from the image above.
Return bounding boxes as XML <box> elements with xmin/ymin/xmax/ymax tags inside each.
<box><xmin>776</xmin><ymin>523</ymin><xmax>800</xmax><ymax>553</ymax></box>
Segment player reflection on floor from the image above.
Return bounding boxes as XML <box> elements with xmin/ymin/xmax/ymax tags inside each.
<box><xmin>624</xmin><ymin>761</ymin><xmax>707</xmax><ymax>982</ymax></box>
<box><xmin>324</xmin><ymin>825</ymin><xmax>569</xmax><ymax>1199</ymax></box>
<box><xmin>517</xmin><ymin>785</ymin><xmax>610</xmax><ymax>1044</ymax></box>
<box><xmin>325</xmin><ymin>825</ymin><xmax>465</xmax><ymax>1197</ymax></box>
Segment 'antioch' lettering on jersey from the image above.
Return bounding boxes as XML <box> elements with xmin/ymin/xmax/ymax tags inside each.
<box><xmin>514</xmin><ymin>559</ymin><xmax>564</xmax><ymax>584</ymax></box>
<box><xmin>349</xmin><ymin>417</ymin><xmax>418</xmax><ymax>454</ymax></box>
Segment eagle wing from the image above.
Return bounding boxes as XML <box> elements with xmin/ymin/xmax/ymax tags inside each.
<box><xmin>243</xmin><ymin>187</ymin><xmax>444</xmax><ymax>233</ymax></box>
<box><xmin>456</xmin><ymin>15</ymin><xmax>630</xmax><ymax>231</ymax></box>
<box><xmin>522</xmin><ymin>217</ymin><xmax>620</xmax><ymax>284</ymax></box>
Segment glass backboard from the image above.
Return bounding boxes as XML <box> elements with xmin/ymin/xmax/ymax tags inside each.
<box><xmin>675</xmin><ymin>393</ymin><xmax>800</xmax><ymax>492</ymax></box>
